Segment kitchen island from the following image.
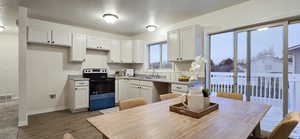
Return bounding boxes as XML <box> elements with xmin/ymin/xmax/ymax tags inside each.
<box><xmin>116</xmin><ymin>76</ymin><xmax>203</xmax><ymax>103</ymax></box>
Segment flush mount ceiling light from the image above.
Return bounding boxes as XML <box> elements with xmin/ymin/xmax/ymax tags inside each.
<box><xmin>0</xmin><ymin>26</ymin><xmax>6</xmax><ymax>32</ymax></box>
<box><xmin>102</xmin><ymin>13</ymin><xmax>119</xmax><ymax>24</ymax></box>
<box><xmin>146</xmin><ymin>25</ymin><xmax>158</xmax><ymax>32</ymax></box>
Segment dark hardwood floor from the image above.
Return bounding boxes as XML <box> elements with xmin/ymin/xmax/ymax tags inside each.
<box><xmin>18</xmin><ymin>110</ymin><xmax>104</xmax><ymax>139</ymax></box>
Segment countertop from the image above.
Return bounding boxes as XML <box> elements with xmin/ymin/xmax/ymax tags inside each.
<box><xmin>68</xmin><ymin>75</ymin><xmax>89</xmax><ymax>81</ymax></box>
<box><xmin>115</xmin><ymin>76</ymin><xmax>199</xmax><ymax>85</ymax></box>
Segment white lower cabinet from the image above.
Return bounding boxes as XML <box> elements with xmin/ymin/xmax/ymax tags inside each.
<box><xmin>140</xmin><ymin>86</ymin><xmax>153</xmax><ymax>103</ymax></box>
<box><xmin>118</xmin><ymin>79</ymin><xmax>154</xmax><ymax>103</ymax></box>
<box><xmin>69</xmin><ymin>80</ymin><xmax>89</xmax><ymax>112</ymax></box>
<box><xmin>118</xmin><ymin>79</ymin><xmax>130</xmax><ymax>101</ymax></box>
<box><xmin>128</xmin><ymin>84</ymin><xmax>141</xmax><ymax>98</ymax></box>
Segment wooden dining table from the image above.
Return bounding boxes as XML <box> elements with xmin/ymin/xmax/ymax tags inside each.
<box><xmin>87</xmin><ymin>96</ymin><xmax>271</xmax><ymax>139</ymax></box>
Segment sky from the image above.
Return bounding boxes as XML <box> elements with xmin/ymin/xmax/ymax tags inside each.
<box><xmin>211</xmin><ymin>23</ymin><xmax>300</xmax><ymax>65</ymax></box>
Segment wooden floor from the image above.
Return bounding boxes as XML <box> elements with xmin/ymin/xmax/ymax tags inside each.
<box><xmin>0</xmin><ymin>100</ymin><xmax>18</xmax><ymax>139</ymax></box>
<box><xmin>18</xmin><ymin>110</ymin><xmax>105</xmax><ymax>139</ymax></box>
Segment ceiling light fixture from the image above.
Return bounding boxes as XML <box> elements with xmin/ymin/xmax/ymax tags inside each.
<box><xmin>146</xmin><ymin>25</ymin><xmax>158</xmax><ymax>32</ymax></box>
<box><xmin>0</xmin><ymin>26</ymin><xmax>6</xmax><ymax>32</ymax></box>
<box><xmin>102</xmin><ymin>13</ymin><xmax>119</xmax><ymax>24</ymax></box>
<box><xmin>257</xmin><ymin>27</ymin><xmax>269</xmax><ymax>31</ymax></box>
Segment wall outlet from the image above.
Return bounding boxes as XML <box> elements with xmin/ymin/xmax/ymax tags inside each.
<box><xmin>49</xmin><ymin>94</ymin><xmax>56</xmax><ymax>99</ymax></box>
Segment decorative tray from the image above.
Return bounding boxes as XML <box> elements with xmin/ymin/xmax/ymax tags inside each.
<box><xmin>169</xmin><ymin>102</ymin><xmax>219</xmax><ymax>119</ymax></box>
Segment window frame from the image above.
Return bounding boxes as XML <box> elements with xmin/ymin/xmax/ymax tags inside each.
<box><xmin>147</xmin><ymin>41</ymin><xmax>171</xmax><ymax>70</ymax></box>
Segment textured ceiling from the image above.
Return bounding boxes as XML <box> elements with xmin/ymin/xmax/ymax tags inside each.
<box><xmin>13</xmin><ymin>0</ymin><xmax>248</xmax><ymax>36</ymax></box>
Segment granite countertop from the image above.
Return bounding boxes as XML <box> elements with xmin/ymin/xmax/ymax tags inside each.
<box><xmin>68</xmin><ymin>75</ymin><xmax>89</xmax><ymax>81</ymax></box>
<box><xmin>116</xmin><ymin>76</ymin><xmax>198</xmax><ymax>85</ymax></box>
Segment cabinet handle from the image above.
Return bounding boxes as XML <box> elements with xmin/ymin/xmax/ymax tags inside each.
<box><xmin>47</xmin><ymin>41</ymin><xmax>50</xmax><ymax>43</ymax></box>
<box><xmin>52</xmin><ymin>41</ymin><xmax>55</xmax><ymax>44</ymax></box>
<box><xmin>180</xmin><ymin>58</ymin><xmax>183</xmax><ymax>60</ymax></box>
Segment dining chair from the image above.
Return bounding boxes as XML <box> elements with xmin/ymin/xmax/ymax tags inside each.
<box><xmin>217</xmin><ymin>92</ymin><xmax>243</xmax><ymax>101</ymax></box>
<box><xmin>160</xmin><ymin>93</ymin><xmax>178</xmax><ymax>101</ymax></box>
<box><xmin>248</xmin><ymin>112</ymin><xmax>300</xmax><ymax>139</ymax></box>
<box><xmin>63</xmin><ymin>133</ymin><xmax>75</xmax><ymax>139</ymax></box>
<box><xmin>119</xmin><ymin>98</ymin><xmax>147</xmax><ymax>111</ymax></box>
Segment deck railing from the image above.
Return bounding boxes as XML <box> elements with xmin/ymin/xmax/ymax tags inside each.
<box><xmin>210</xmin><ymin>72</ymin><xmax>300</xmax><ymax>111</ymax></box>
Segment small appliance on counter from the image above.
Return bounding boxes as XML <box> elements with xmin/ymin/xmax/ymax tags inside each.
<box><xmin>125</xmin><ymin>69</ymin><xmax>135</xmax><ymax>77</ymax></box>
<box><xmin>83</xmin><ymin>68</ymin><xmax>115</xmax><ymax>111</ymax></box>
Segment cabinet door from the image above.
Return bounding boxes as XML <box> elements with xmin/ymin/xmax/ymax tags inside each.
<box><xmin>140</xmin><ymin>86</ymin><xmax>153</xmax><ymax>103</ymax></box>
<box><xmin>132</xmin><ymin>40</ymin><xmax>145</xmax><ymax>63</ymax></box>
<box><xmin>118</xmin><ymin>80</ymin><xmax>129</xmax><ymax>100</ymax></box>
<box><xmin>86</xmin><ymin>35</ymin><xmax>103</xmax><ymax>49</ymax></box>
<box><xmin>70</xmin><ymin>33</ymin><xmax>86</xmax><ymax>62</ymax></box>
<box><xmin>167</xmin><ymin>30</ymin><xmax>180</xmax><ymax>61</ymax></box>
<box><xmin>109</xmin><ymin>40</ymin><xmax>121</xmax><ymax>63</ymax></box>
<box><xmin>181</xmin><ymin>26</ymin><xmax>196</xmax><ymax>61</ymax></box>
<box><xmin>121</xmin><ymin>40</ymin><xmax>133</xmax><ymax>63</ymax></box>
<box><xmin>27</xmin><ymin>27</ymin><xmax>51</xmax><ymax>44</ymax></box>
<box><xmin>128</xmin><ymin>85</ymin><xmax>141</xmax><ymax>99</ymax></box>
<box><xmin>102</xmin><ymin>39</ymin><xmax>111</xmax><ymax>50</ymax></box>
<box><xmin>74</xmin><ymin>87</ymin><xmax>89</xmax><ymax>109</ymax></box>
<box><xmin>51</xmin><ymin>30</ymin><xmax>72</xmax><ymax>47</ymax></box>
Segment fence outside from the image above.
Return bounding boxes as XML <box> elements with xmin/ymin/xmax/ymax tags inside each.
<box><xmin>210</xmin><ymin>72</ymin><xmax>300</xmax><ymax>112</ymax></box>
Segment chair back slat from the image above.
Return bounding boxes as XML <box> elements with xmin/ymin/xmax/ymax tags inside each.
<box><xmin>119</xmin><ymin>98</ymin><xmax>147</xmax><ymax>111</ymax></box>
<box><xmin>217</xmin><ymin>92</ymin><xmax>243</xmax><ymax>101</ymax></box>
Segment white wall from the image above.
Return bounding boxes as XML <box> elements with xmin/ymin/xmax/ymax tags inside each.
<box><xmin>0</xmin><ymin>34</ymin><xmax>18</xmax><ymax>98</ymax></box>
<box><xmin>133</xmin><ymin>0</ymin><xmax>300</xmax><ymax>42</ymax></box>
<box><xmin>26</xmin><ymin>19</ymin><xmax>131</xmax><ymax>115</ymax></box>
<box><xmin>133</xmin><ymin>0</ymin><xmax>300</xmax><ymax>73</ymax></box>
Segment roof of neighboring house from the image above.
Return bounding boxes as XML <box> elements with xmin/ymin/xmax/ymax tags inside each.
<box><xmin>289</xmin><ymin>44</ymin><xmax>300</xmax><ymax>51</ymax></box>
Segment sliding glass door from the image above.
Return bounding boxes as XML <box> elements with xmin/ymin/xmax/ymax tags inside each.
<box><xmin>249</xmin><ymin>25</ymin><xmax>284</xmax><ymax>133</ymax></box>
<box><xmin>288</xmin><ymin>22</ymin><xmax>300</xmax><ymax>138</ymax></box>
<box><xmin>236</xmin><ymin>32</ymin><xmax>247</xmax><ymax>97</ymax></box>
<box><xmin>209</xmin><ymin>22</ymin><xmax>300</xmax><ymax>137</ymax></box>
<box><xmin>210</xmin><ymin>32</ymin><xmax>234</xmax><ymax>96</ymax></box>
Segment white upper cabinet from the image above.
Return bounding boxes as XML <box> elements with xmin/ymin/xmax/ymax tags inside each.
<box><xmin>108</xmin><ymin>40</ymin><xmax>121</xmax><ymax>63</ymax></box>
<box><xmin>132</xmin><ymin>40</ymin><xmax>145</xmax><ymax>63</ymax></box>
<box><xmin>167</xmin><ymin>30</ymin><xmax>181</xmax><ymax>61</ymax></box>
<box><xmin>86</xmin><ymin>35</ymin><xmax>102</xmax><ymax>49</ymax></box>
<box><xmin>51</xmin><ymin>30</ymin><xmax>72</xmax><ymax>47</ymax></box>
<box><xmin>27</xmin><ymin>26</ymin><xmax>72</xmax><ymax>47</ymax></box>
<box><xmin>70</xmin><ymin>33</ymin><xmax>86</xmax><ymax>62</ymax></box>
<box><xmin>102</xmin><ymin>39</ymin><xmax>111</xmax><ymax>50</ymax></box>
<box><xmin>180</xmin><ymin>25</ymin><xmax>203</xmax><ymax>61</ymax></box>
<box><xmin>120</xmin><ymin>40</ymin><xmax>133</xmax><ymax>63</ymax></box>
<box><xmin>86</xmin><ymin>35</ymin><xmax>110</xmax><ymax>50</ymax></box>
<box><xmin>27</xmin><ymin>27</ymin><xmax>51</xmax><ymax>44</ymax></box>
<box><xmin>167</xmin><ymin>25</ymin><xmax>203</xmax><ymax>62</ymax></box>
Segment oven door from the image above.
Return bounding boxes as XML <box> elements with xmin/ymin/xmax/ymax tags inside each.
<box><xmin>89</xmin><ymin>78</ymin><xmax>115</xmax><ymax>95</ymax></box>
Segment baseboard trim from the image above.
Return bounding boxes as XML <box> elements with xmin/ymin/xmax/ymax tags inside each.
<box><xmin>28</xmin><ymin>105</ymin><xmax>67</xmax><ymax>115</ymax></box>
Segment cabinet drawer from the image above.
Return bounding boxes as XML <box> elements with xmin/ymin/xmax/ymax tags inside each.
<box><xmin>128</xmin><ymin>80</ymin><xmax>140</xmax><ymax>86</ymax></box>
<box><xmin>140</xmin><ymin>81</ymin><xmax>153</xmax><ymax>87</ymax></box>
<box><xmin>171</xmin><ymin>84</ymin><xmax>188</xmax><ymax>93</ymax></box>
<box><xmin>75</xmin><ymin>81</ymin><xmax>89</xmax><ymax>86</ymax></box>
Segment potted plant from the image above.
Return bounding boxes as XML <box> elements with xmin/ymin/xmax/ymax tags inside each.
<box><xmin>202</xmin><ymin>88</ymin><xmax>210</xmax><ymax>107</ymax></box>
